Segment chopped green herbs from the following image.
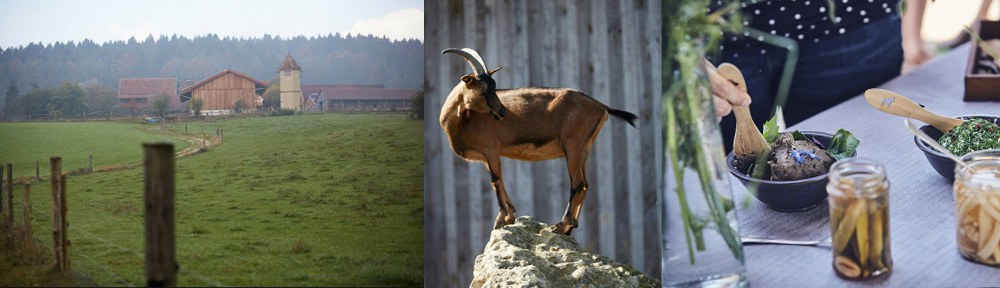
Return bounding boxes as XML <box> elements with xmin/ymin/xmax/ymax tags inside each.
<box><xmin>938</xmin><ymin>119</ymin><xmax>1000</xmax><ymax>156</ymax></box>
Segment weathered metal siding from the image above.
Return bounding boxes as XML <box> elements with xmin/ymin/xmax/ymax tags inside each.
<box><xmin>424</xmin><ymin>1</ymin><xmax>662</xmax><ymax>286</ymax></box>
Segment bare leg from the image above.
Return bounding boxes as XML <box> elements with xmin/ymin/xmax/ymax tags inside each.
<box><xmin>571</xmin><ymin>162</ymin><xmax>589</xmax><ymax>223</ymax></box>
<box><xmin>553</xmin><ymin>147</ymin><xmax>590</xmax><ymax>235</ymax></box>
<box><xmin>484</xmin><ymin>155</ymin><xmax>516</xmax><ymax>229</ymax></box>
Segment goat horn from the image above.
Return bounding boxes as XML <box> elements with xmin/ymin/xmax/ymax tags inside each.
<box><xmin>442</xmin><ymin>48</ymin><xmax>489</xmax><ymax>76</ymax></box>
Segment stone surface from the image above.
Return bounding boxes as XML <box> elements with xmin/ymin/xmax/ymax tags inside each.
<box><xmin>470</xmin><ymin>216</ymin><xmax>658</xmax><ymax>288</ymax></box>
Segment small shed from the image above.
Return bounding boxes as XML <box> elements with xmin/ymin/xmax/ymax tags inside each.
<box><xmin>118</xmin><ymin>78</ymin><xmax>181</xmax><ymax>111</ymax></box>
<box><xmin>302</xmin><ymin>84</ymin><xmax>416</xmax><ymax>112</ymax></box>
<box><xmin>180</xmin><ymin>69</ymin><xmax>267</xmax><ymax>114</ymax></box>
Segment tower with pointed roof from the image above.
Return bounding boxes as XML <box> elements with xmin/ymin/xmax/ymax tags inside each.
<box><xmin>279</xmin><ymin>53</ymin><xmax>303</xmax><ymax>111</ymax></box>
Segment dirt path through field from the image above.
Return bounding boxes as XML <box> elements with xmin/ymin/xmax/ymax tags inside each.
<box><xmin>85</xmin><ymin>129</ymin><xmax>219</xmax><ymax>174</ymax></box>
<box><xmin>173</xmin><ymin>133</ymin><xmax>217</xmax><ymax>158</ymax></box>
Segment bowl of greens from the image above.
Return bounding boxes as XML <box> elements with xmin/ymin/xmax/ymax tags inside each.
<box><xmin>914</xmin><ymin>115</ymin><xmax>1000</xmax><ymax>181</ymax></box>
<box><xmin>726</xmin><ymin>116</ymin><xmax>860</xmax><ymax>211</ymax></box>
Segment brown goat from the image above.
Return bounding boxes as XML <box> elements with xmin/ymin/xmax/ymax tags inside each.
<box><xmin>440</xmin><ymin>48</ymin><xmax>637</xmax><ymax>235</ymax></box>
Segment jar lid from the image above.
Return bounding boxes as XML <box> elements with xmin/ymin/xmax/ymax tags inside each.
<box><xmin>827</xmin><ymin>158</ymin><xmax>888</xmax><ymax>198</ymax></box>
<box><xmin>955</xmin><ymin>149</ymin><xmax>1000</xmax><ymax>185</ymax></box>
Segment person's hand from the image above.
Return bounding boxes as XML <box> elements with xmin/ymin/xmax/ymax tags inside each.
<box><xmin>902</xmin><ymin>47</ymin><xmax>931</xmax><ymax>74</ymax></box>
<box><xmin>706</xmin><ymin>64</ymin><xmax>752</xmax><ymax>122</ymax></box>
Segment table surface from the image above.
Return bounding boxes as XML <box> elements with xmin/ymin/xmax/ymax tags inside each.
<box><xmin>733</xmin><ymin>43</ymin><xmax>1000</xmax><ymax>287</ymax></box>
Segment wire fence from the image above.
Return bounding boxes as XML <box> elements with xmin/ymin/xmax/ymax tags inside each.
<box><xmin>2</xmin><ymin>158</ymin><xmax>224</xmax><ymax>286</ymax></box>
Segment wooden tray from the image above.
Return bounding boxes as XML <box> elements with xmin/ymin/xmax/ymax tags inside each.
<box><xmin>965</xmin><ymin>20</ymin><xmax>1000</xmax><ymax>102</ymax></box>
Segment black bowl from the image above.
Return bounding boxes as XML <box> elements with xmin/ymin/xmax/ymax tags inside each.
<box><xmin>726</xmin><ymin>131</ymin><xmax>856</xmax><ymax>212</ymax></box>
<box><xmin>913</xmin><ymin>115</ymin><xmax>1000</xmax><ymax>182</ymax></box>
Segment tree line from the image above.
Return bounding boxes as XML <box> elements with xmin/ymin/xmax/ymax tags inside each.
<box><xmin>0</xmin><ymin>33</ymin><xmax>424</xmax><ymax>114</ymax></box>
<box><xmin>3</xmin><ymin>79</ymin><xmax>117</xmax><ymax>118</ymax></box>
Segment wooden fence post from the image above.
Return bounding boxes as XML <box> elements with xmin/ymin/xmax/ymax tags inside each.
<box><xmin>89</xmin><ymin>155</ymin><xmax>93</xmax><ymax>173</ymax></box>
<box><xmin>6</xmin><ymin>163</ymin><xmax>12</xmax><ymax>222</ymax></box>
<box><xmin>50</xmin><ymin>157</ymin><xmax>62</xmax><ymax>271</ymax></box>
<box><xmin>0</xmin><ymin>164</ymin><xmax>4</xmax><ymax>220</ymax></box>
<box><xmin>60</xmin><ymin>174</ymin><xmax>69</xmax><ymax>271</ymax></box>
<box><xmin>144</xmin><ymin>142</ymin><xmax>177</xmax><ymax>287</ymax></box>
<box><xmin>24</xmin><ymin>183</ymin><xmax>31</xmax><ymax>241</ymax></box>
<box><xmin>36</xmin><ymin>160</ymin><xmax>41</xmax><ymax>180</ymax></box>
<box><xmin>220</xmin><ymin>128</ymin><xmax>223</xmax><ymax>143</ymax></box>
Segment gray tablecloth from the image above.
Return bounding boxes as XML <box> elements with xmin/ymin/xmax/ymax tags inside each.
<box><xmin>733</xmin><ymin>43</ymin><xmax>1000</xmax><ymax>287</ymax></box>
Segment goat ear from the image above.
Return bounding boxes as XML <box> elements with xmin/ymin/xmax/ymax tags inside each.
<box><xmin>488</xmin><ymin>67</ymin><xmax>503</xmax><ymax>75</ymax></box>
<box><xmin>461</xmin><ymin>75</ymin><xmax>475</xmax><ymax>84</ymax></box>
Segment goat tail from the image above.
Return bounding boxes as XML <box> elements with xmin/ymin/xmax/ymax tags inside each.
<box><xmin>607</xmin><ymin>108</ymin><xmax>638</xmax><ymax>128</ymax></box>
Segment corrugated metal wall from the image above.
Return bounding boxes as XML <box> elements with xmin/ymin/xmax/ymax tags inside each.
<box><xmin>423</xmin><ymin>0</ymin><xmax>662</xmax><ymax>286</ymax></box>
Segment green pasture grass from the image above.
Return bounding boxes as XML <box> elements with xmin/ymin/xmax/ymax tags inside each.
<box><xmin>1</xmin><ymin>113</ymin><xmax>423</xmax><ymax>286</ymax></box>
<box><xmin>0</xmin><ymin>121</ymin><xmax>189</xmax><ymax>179</ymax></box>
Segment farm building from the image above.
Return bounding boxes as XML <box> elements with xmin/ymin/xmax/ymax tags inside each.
<box><xmin>301</xmin><ymin>84</ymin><xmax>416</xmax><ymax>112</ymax></box>
<box><xmin>180</xmin><ymin>69</ymin><xmax>267</xmax><ymax>115</ymax></box>
<box><xmin>118</xmin><ymin>78</ymin><xmax>183</xmax><ymax>112</ymax></box>
<box><xmin>279</xmin><ymin>54</ymin><xmax>303</xmax><ymax>111</ymax></box>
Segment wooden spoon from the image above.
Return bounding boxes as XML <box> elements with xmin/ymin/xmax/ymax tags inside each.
<box><xmin>863</xmin><ymin>88</ymin><xmax>965</xmax><ymax>132</ymax></box>
<box><xmin>904</xmin><ymin>118</ymin><xmax>970</xmax><ymax>170</ymax></box>
<box><xmin>709</xmin><ymin>62</ymin><xmax>769</xmax><ymax>157</ymax></box>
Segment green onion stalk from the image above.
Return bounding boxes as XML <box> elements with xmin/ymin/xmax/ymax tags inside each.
<box><xmin>662</xmin><ymin>0</ymin><xmax>744</xmax><ymax>265</ymax></box>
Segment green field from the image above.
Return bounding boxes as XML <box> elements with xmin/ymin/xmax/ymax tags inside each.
<box><xmin>0</xmin><ymin>121</ymin><xmax>190</xmax><ymax>179</ymax></box>
<box><xmin>0</xmin><ymin>114</ymin><xmax>424</xmax><ymax>286</ymax></box>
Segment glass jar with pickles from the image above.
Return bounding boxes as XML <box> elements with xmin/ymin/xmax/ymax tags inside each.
<box><xmin>954</xmin><ymin>149</ymin><xmax>1000</xmax><ymax>266</ymax></box>
<box><xmin>826</xmin><ymin>158</ymin><xmax>892</xmax><ymax>280</ymax></box>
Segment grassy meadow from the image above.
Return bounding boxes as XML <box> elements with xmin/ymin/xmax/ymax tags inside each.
<box><xmin>0</xmin><ymin>113</ymin><xmax>424</xmax><ymax>286</ymax></box>
<box><xmin>0</xmin><ymin>121</ymin><xmax>190</xmax><ymax>179</ymax></box>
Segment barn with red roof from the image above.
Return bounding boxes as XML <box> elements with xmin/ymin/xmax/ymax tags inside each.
<box><xmin>118</xmin><ymin>78</ymin><xmax>182</xmax><ymax>113</ymax></box>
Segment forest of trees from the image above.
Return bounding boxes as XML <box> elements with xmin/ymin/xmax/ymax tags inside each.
<box><xmin>0</xmin><ymin>33</ymin><xmax>423</xmax><ymax>115</ymax></box>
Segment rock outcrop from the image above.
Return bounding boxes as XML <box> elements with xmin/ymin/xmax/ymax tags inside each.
<box><xmin>471</xmin><ymin>216</ymin><xmax>659</xmax><ymax>288</ymax></box>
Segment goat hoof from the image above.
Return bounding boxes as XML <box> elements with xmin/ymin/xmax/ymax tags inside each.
<box><xmin>550</xmin><ymin>223</ymin><xmax>574</xmax><ymax>235</ymax></box>
<box><xmin>494</xmin><ymin>217</ymin><xmax>508</xmax><ymax>229</ymax></box>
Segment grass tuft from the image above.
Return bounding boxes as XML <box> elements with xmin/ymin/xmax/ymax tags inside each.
<box><xmin>283</xmin><ymin>171</ymin><xmax>307</xmax><ymax>181</ymax></box>
<box><xmin>291</xmin><ymin>240</ymin><xmax>310</xmax><ymax>254</ymax></box>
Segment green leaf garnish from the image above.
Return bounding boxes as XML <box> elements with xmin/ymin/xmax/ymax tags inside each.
<box><xmin>762</xmin><ymin>114</ymin><xmax>780</xmax><ymax>145</ymax></box>
<box><xmin>827</xmin><ymin>129</ymin><xmax>860</xmax><ymax>161</ymax></box>
<box><xmin>792</xmin><ymin>130</ymin><xmax>809</xmax><ymax>141</ymax></box>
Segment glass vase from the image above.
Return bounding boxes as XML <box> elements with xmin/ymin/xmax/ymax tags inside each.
<box><xmin>661</xmin><ymin>63</ymin><xmax>748</xmax><ymax>286</ymax></box>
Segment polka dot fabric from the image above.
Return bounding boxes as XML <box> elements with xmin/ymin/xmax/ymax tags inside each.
<box><xmin>714</xmin><ymin>0</ymin><xmax>896</xmax><ymax>57</ymax></box>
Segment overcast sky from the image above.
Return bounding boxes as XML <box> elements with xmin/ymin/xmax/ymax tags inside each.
<box><xmin>0</xmin><ymin>0</ymin><xmax>423</xmax><ymax>49</ymax></box>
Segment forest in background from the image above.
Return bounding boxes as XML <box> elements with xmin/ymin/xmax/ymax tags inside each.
<box><xmin>0</xmin><ymin>33</ymin><xmax>423</xmax><ymax>116</ymax></box>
